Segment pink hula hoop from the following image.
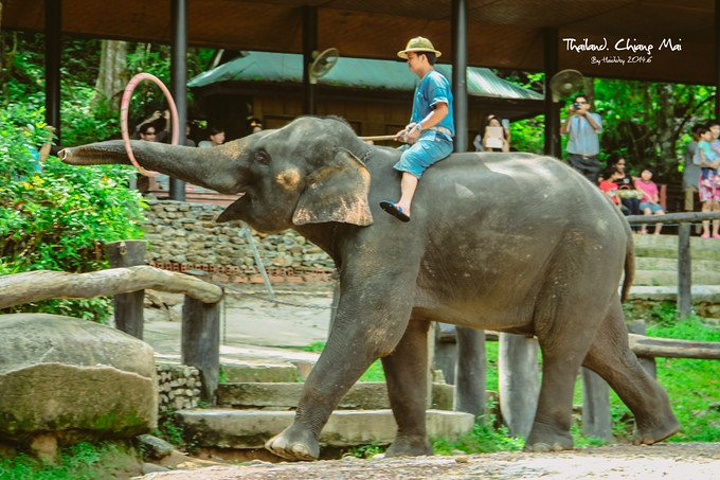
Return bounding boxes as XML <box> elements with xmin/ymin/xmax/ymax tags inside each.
<box><xmin>120</xmin><ymin>72</ymin><xmax>180</xmax><ymax>176</ymax></box>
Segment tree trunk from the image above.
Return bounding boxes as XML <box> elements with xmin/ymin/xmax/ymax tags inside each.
<box><xmin>94</xmin><ymin>39</ymin><xmax>128</xmax><ymax>110</ymax></box>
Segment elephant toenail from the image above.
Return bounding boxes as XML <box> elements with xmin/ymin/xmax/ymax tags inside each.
<box><xmin>291</xmin><ymin>444</ymin><xmax>310</xmax><ymax>457</ymax></box>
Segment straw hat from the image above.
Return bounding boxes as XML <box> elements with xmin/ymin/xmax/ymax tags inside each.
<box><xmin>397</xmin><ymin>36</ymin><xmax>442</xmax><ymax>59</ymax></box>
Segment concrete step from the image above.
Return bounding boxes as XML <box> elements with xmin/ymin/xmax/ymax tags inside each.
<box><xmin>220</xmin><ymin>362</ymin><xmax>301</xmax><ymax>383</ymax></box>
<box><xmin>176</xmin><ymin>408</ymin><xmax>474</xmax><ymax>449</ymax></box>
<box><xmin>635</xmin><ymin>257</ymin><xmax>720</xmax><ymax>272</ymax></box>
<box><xmin>633</xmin><ymin>270</ymin><xmax>720</xmax><ymax>287</ymax></box>
<box><xmin>633</xmin><ymin>234</ymin><xmax>720</xmax><ymax>261</ymax></box>
<box><xmin>626</xmin><ymin>285</ymin><xmax>720</xmax><ymax>304</ymax></box>
<box><xmin>217</xmin><ymin>382</ymin><xmax>454</xmax><ymax>411</ymax></box>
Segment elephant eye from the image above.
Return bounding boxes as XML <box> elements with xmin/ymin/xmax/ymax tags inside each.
<box><xmin>255</xmin><ymin>150</ymin><xmax>271</xmax><ymax>165</ymax></box>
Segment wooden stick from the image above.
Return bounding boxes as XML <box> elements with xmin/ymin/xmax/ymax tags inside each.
<box><xmin>360</xmin><ymin>135</ymin><xmax>398</xmax><ymax>142</ymax></box>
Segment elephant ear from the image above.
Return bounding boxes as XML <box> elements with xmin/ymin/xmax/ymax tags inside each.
<box><xmin>292</xmin><ymin>149</ymin><xmax>373</xmax><ymax>227</ymax></box>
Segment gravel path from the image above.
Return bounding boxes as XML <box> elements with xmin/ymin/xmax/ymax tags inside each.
<box><xmin>138</xmin><ymin>443</ymin><xmax>719</xmax><ymax>480</ymax></box>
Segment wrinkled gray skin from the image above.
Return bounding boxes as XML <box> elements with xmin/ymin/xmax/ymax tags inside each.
<box><xmin>61</xmin><ymin>116</ymin><xmax>679</xmax><ymax>461</ymax></box>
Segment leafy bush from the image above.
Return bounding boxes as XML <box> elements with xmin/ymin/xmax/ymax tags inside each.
<box><xmin>0</xmin><ymin>441</ymin><xmax>139</xmax><ymax>480</ymax></box>
<box><xmin>0</xmin><ymin>105</ymin><xmax>146</xmax><ymax>322</ymax></box>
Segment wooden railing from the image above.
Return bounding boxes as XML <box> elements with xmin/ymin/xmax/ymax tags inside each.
<box><xmin>0</xmin><ymin>240</ymin><xmax>223</xmax><ymax>404</ymax></box>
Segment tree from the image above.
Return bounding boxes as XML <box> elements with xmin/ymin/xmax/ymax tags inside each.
<box><xmin>94</xmin><ymin>40</ymin><xmax>128</xmax><ymax>111</ymax></box>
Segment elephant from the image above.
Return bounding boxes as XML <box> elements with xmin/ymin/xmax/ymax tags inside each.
<box><xmin>61</xmin><ymin>115</ymin><xmax>679</xmax><ymax>461</ymax></box>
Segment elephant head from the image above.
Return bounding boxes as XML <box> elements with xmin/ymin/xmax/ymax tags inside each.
<box><xmin>60</xmin><ymin>116</ymin><xmax>374</xmax><ymax>232</ymax></box>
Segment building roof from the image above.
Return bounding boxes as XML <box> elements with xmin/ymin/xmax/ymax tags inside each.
<box><xmin>4</xmin><ymin>1</ymin><xmax>713</xmax><ymax>85</ymax></box>
<box><xmin>188</xmin><ymin>51</ymin><xmax>543</xmax><ymax>100</ymax></box>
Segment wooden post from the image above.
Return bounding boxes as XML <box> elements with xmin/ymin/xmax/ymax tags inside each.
<box><xmin>434</xmin><ymin>323</ymin><xmax>459</xmax><ymax>385</ymax></box>
<box><xmin>181</xmin><ymin>270</ymin><xmax>221</xmax><ymax>404</ymax></box>
<box><xmin>581</xmin><ymin>368</ymin><xmax>613</xmax><ymax>441</ymax></box>
<box><xmin>106</xmin><ymin>240</ymin><xmax>146</xmax><ymax>339</ymax></box>
<box><xmin>454</xmin><ymin>326</ymin><xmax>486</xmax><ymax>417</ymax></box>
<box><xmin>498</xmin><ymin>333</ymin><xmax>540</xmax><ymax>439</ymax></box>
<box><xmin>677</xmin><ymin>222</ymin><xmax>692</xmax><ymax>318</ymax></box>
<box><xmin>628</xmin><ymin>321</ymin><xmax>657</xmax><ymax>378</ymax></box>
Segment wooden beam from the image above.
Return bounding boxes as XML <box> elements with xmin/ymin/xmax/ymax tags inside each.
<box><xmin>0</xmin><ymin>266</ymin><xmax>223</xmax><ymax>309</ymax></box>
<box><xmin>628</xmin><ymin>334</ymin><xmax>720</xmax><ymax>360</ymax></box>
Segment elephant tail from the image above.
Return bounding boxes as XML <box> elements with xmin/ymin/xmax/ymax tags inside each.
<box><xmin>621</xmin><ymin>223</ymin><xmax>635</xmax><ymax>303</ymax></box>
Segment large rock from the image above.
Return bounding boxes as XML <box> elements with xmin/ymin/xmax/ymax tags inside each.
<box><xmin>0</xmin><ymin>314</ymin><xmax>158</xmax><ymax>444</ymax></box>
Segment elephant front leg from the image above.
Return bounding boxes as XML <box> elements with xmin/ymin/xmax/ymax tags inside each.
<box><xmin>382</xmin><ymin>318</ymin><xmax>433</xmax><ymax>457</ymax></box>
<box><xmin>265</xmin><ymin>285</ymin><xmax>416</xmax><ymax>461</ymax></box>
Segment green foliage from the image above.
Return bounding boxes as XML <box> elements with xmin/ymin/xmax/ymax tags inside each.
<box><xmin>647</xmin><ymin>315</ymin><xmax>720</xmax><ymax>442</ymax></box>
<box><xmin>575</xmin><ymin>308</ymin><xmax>719</xmax><ymax>443</ymax></box>
<box><xmin>154</xmin><ymin>409</ymin><xmax>186</xmax><ymax>447</ymax></box>
<box><xmin>303</xmin><ymin>342</ymin><xmax>386</xmax><ymax>382</ymax></box>
<box><xmin>508</xmin><ymin>114</ymin><xmax>545</xmax><ymax>154</ymax></box>
<box><xmin>594</xmin><ymin>79</ymin><xmax>716</xmax><ymax>184</ymax></box>
<box><xmin>432</xmin><ymin>413</ymin><xmax>524</xmax><ymax>455</ymax></box>
<box><xmin>0</xmin><ymin>442</ymin><xmax>138</xmax><ymax>480</ymax></box>
<box><xmin>344</xmin><ymin>442</ymin><xmax>387</xmax><ymax>459</ymax></box>
<box><xmin>302</xmin><ymin>341</ymin><xmax>326</xmax><ymax>353</ymax></box>
<box><xmin>0</xmin><ymin>105</ymin><xmax>146</xmax><ymax>322</ymax></box>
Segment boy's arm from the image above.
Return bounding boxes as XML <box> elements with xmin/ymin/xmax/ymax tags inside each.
<box><xmin>406</xmin><ymin>103</ymin><xmax>449</xmax><ymax>142</ymax></box>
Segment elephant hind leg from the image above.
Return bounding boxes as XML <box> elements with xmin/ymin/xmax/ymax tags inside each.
<box><xmin>381</xmin><ymin>318</ymin><xmax>433</xmax><ymax>458</ymax></box>
<box><xmin>582</xmin><ymin>298</ymin><xmax>680</xmax><ymax>445</ymax></box>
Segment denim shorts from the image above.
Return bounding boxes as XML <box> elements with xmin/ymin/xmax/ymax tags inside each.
<box><xmin>639</xmin><ymin>202</ymin><xmax>663</xmax><ymax>213</ymax></box>
<box><xmin>394</xmin><ymin>131</ymin><xmax>453</xmax><ymax>179</ymax></box>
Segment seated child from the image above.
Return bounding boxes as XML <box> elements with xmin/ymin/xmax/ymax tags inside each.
<box><xmin>634</xmin><ymin>167</ymin><xmax>665</xmax><ymax>235</ymax></box>
<box><xmin>599</xmin><ymin>169</ymin><xmax>630</xmax><ymax>215</ymax></box>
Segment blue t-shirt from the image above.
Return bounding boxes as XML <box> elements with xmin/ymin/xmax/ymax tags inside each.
<box><xmin>410</xmin><ymin>70</ymin><xmax>455</xmax><ymax>137</ymax></box>
<box><xmin>697</xmin><ymin>140</ymin><xmax>717</xmax><ymax>163</ymax></box>
<box><xmin>566</xmin><ymin>113</ymin><xmax>603</xmax><ymax>156</ymax></box>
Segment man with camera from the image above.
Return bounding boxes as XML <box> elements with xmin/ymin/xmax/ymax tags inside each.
<box><xmin>561</xmin><ymin>94</ymin><xmax>603</xmax><ymax>184</ymax></box>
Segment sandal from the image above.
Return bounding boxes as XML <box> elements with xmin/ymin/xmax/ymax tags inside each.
<box><xmin>379</xmin><ymin>200</ymin><xmax>411</xmax><ymax>222</ymax></box>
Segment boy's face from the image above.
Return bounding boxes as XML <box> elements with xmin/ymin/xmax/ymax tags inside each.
<box><xmin>710</xmin><ymin>125</ymin><xmax>720</xmax><ymax>139</ymax></box>
<box><xmin>701</xmin><ymin>130</ymin><xmax>713</xmax><ymax>141</ymax></box>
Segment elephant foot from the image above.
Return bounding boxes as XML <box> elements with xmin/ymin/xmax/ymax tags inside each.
<box><xmin>633</xmin><ymin>417</ymin><xmax>681</xmax><ymax>446</ymax></box>
<box><xmin>385</xmin><ymin>435</ymin><xmax>433</xmax><ymax>458</ymax></box>
<box><xmin>264</xmin><ymin>424</ymin><xmax>320</xmax><ymax>461</ymax></box>
<box><xmin>524</xmin><ymin>422</ymin><xmax>574</xmax><ymax>452</ymax></box>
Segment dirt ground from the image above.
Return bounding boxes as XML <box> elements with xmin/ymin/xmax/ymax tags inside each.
<box><xmin>138</xmin><ymin>282</ymin><xmax>719</xmax><ymax>479</ymax></box>
<box><xmin>137</xmin><ymin>443</ymin><xmax>719</xmax><ymax>480</ymax></box>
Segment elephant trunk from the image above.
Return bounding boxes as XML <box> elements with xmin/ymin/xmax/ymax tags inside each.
<box><xmin>60</xmin><ymin>140</ymin><xmax>249</xmax><ymax>195</ymax></box>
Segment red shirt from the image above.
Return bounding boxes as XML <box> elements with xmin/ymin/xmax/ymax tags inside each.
<box><xmin>599</xmin><ymin>180</ymin><xmax>620</xmax><ymax>205</ymax></box>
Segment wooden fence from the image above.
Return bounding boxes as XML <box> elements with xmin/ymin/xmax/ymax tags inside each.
<box><xmin>0</xmin><ymin>240</ymin><xmax>223</xmax><ymax>404</ymax></box>
<box><xmin>625</xmin><ymin>211</ymin><xmax>720</xmax><ymax>317</ymax></box>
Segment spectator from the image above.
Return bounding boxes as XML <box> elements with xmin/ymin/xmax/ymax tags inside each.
<box><xmin>473</xmin><ymin>114</ymin><xmax>510</xmax><ymax>152</ymax></box>
<box><xmin>599</xmin><ymin>168</ymin><xmax>630</xmax><ymax>215</ymax></box>
<box><xmin>249</xmin><ymin>118</ymin><xmax>263</xmax><ymax>134</ymax></box>
<box><xmin>561</xmin><ymin>94</ymin><xmax>603</xmax><ymax>184</ymax></box>
<box><xmin>138</xmin><ymin>122</ymin><xmax>159</xmax><ymax>142</ymax></box>
<box><xmin>613</xmin><ymin>157</ymin><xmax>641</xmax><ymax>215</ymax></box>
<box><xmin>683</xmin><ymin>124</ymin><xmax>703</xmax><ymax>212</ymax></box>
<box><xmin>182</xmin><ymin>125</ymin><xmax>196</xmax><ymax>147</ymax></box>
<box><xmin>696</xmin><ymin>125</ymin><xmax>720</xmax><ymax>238</ymax></box>
<box><xmin>198</xmin><ymin>126</ymin><xmax>226</xmax><ymax>148</ymax></box>
<box><xmin>136</xmin><ymin>110</ymin><xmax>170</xmax><ymax>143</ymax></box>
<box><xmin>634</xmin><ymin>167</ymin><xmax>665</xmax><ymax>235</ymax></box>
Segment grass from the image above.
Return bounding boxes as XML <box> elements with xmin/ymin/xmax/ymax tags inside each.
<box><xmin>0</xmin><ymin>442</ymin><xmax>140</xmax><ymax>480</ymax></box>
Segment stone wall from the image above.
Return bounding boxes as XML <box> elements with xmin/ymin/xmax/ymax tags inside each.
<box><xmin>156</xmin><ymin>363</ymin><xmax>202</xmax><ymax>412</ymax></box>
<box><xmin>144</xmin><ymin>200</ymin><xmax>335</xmax><ymax>282</ymax></box>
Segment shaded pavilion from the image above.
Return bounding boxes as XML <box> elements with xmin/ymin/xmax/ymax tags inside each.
<box><xmin>4</xmin><ymin>0</ymin><xmax>719</xmax><ymax>199</ymax></box>
<box><xmin>187</xmin><ymin>50</ymin><xmax>544</xmax><ymax>142</ymax></box>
